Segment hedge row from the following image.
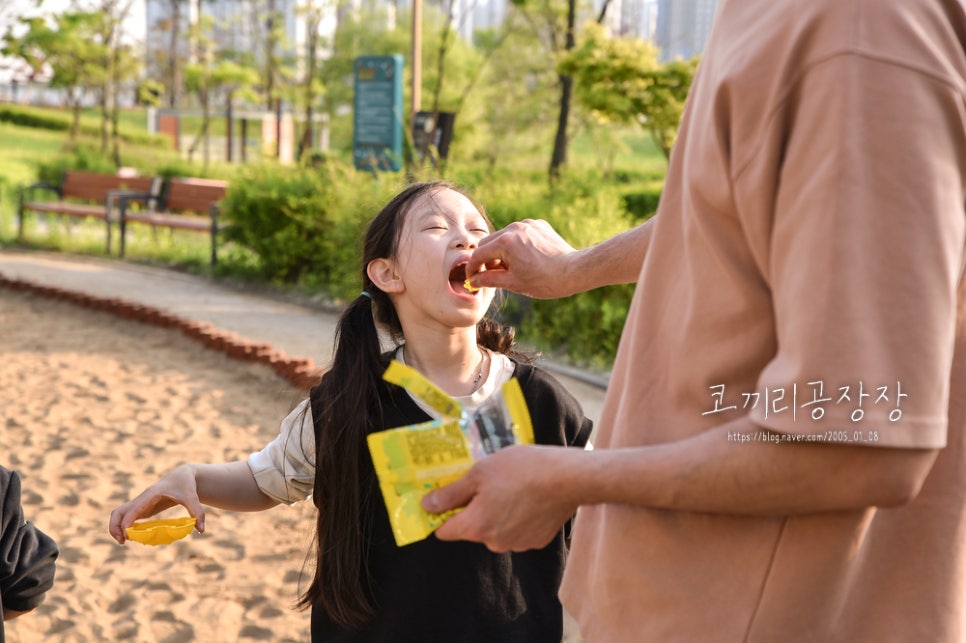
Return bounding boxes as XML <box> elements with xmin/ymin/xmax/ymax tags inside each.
<box><xmin>0</xmin><ymin>105</ymin><xmax>170</xmax><ymax>148</ymax></box>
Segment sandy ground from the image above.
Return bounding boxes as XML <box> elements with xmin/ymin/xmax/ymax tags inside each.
<box><xmin>1</xmin><ymin>288</ymin><xmax>315</xmax><ymax>642</ymax></box>
<box><xmin>0</xmin><ymin>287</ymin><xmax>584</xmax><ymax>642</ymax></box>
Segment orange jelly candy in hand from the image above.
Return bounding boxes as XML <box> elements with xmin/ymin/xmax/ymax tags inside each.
<box><xmin>125</xmin><ymin>517</ymin><xmax>197</xmax><ymax>546</ymax></box>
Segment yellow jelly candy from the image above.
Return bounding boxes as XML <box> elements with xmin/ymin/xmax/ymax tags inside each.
<box><xmin>463</xmin><ymin>278</ymin><xmax>479</xmax><ymax>293</ymax></box>
<box><xmin>125</xmin><ymin>517</ymin><xmax>197</xmax><ymax>546</ymax></box>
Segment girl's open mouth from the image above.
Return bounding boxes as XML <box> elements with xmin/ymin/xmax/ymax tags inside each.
<box><xmin>448</xmin><ymin>262</ymin><xmax>478</xmax><ymax>295</ymax></box>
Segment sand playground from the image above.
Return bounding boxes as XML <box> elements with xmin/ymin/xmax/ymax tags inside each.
<box><xmin>0</xmin><ymin>279</ymin><xmax>585</xmax><ymax>642</ymax></box>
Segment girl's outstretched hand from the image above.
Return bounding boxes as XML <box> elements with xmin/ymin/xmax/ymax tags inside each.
<box><xmin>422</xmin><ymin>445</ymin><xmax>582</xmax><ymax>553</ymax></box>
<box><xmin>108</xmin><ymin>464</ymin><xmax>206</xmax><ymax>544</ymax></box>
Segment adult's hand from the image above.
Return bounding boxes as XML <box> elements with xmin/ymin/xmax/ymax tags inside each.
<box><xmin>466</xmin><ymin>219</ymin><xmax>580</xmax><ymax>299</ymax></box>
<box><xmin>108</xmin><ymin>464</ymin><xmax>206</xmax><ymax>544</ymax></box>
<box><xmin>422</xmin><ymin>445</ymin><xmax>581</xmax><ymax>552</ymax></box>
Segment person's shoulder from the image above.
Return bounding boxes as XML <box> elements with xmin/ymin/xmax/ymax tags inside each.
<box><xmin>0</xmin><ymin>464</ymin><xmax>19</xmax><ymax>506</ymax></box>
<box><xmin>0</xmin><ymin>465</ymin><xmax>23</xmax><ymax>534</ymax></box>
<box><xmin>509</xmin><ymin>359</ymin><xmax>592</xmax><ymax>447</ymax></box>
<box><xmin>0</xmin><ymin>464</ymin><xmax>14</xmax><ymax>488</ymax></box>
<box><xmin>510</xmin><ymin>359</ymin><xmax>585</xmax><ymax>413</ymax></box>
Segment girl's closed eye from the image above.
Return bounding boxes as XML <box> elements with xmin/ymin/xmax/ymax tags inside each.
<box><xmin>422</xmin><ymin>219</ymin><xmax>448</xmax><ymax>232</ymax></box>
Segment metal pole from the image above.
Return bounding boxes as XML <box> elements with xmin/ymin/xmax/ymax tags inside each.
<box><xmin>226</xmin><ymin>93</ymin><xmax>234</xmax><ymax>162</ymax></box>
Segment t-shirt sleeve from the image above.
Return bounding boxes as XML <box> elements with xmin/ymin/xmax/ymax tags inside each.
<box><xmin>745</xmin><ymin>55</ymin><xmax>966</xmax><ymax>448</ymax></box>
<box><xmin>0</xmin><ymin>467</ymin><xmax>58</xmax><ymax>614</ymax></box>
<box><xmin>247</xmin><ymin>399</ymin><xmax>317</xmax><ymax>504</ymax></box>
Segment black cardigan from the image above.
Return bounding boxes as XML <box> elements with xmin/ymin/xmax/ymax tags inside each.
<box><xmin>0</xmin><ymin>466</ymin><xmax>58</xmax><ymax>643</ymax></box>
<box><xmin>309</xmin><ymin>360</ymin><xmax>593</xmax><ymax>643</ymax></box>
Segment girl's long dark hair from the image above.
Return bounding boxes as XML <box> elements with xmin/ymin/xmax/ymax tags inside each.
<box><xmin>299</xmin><ymin>181</ymin><xmax>527</xmax><ymax>628</ymax></box>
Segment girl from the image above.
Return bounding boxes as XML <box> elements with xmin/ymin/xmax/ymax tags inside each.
<box><xmin>108</xmin><ymin>181</ymin><xmax>592</xmax><ymax>642</ymax></box>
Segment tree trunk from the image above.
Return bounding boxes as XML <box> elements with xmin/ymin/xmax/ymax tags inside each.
<box><xmin>110</xmin><ymin>43</ymin><xmax>123</xmax><ymax>167</ymax></box>
<box><xmin>548</xmin><ymin>74</ymin><xmax>572</xmax><ymax>182</ymax></box>
<box><xmin>265</xmin><ymin>0</ymin><xmax>277</xmax><ymax>110</ymax></box>
<box><xmin>430</xmin><ymin>0</ymin><xmax>455</xmax><ymax>114</ymax></box>
<box><xmin>548</xmin><ymin>0</ymin><xmax>577</xmax><ymax>182</ymax></box>
<box><xmin>69</xmin><ymin>89</ymin><xmax>82</xmax><ymax>142</ymax></box>
<box><xmin>166</xmin><ymin>0</ymin><xmax>181</xmax><ymax>108</ymax></box>
<box><xmin>100</xmin><ymin>85</ymin><xmax>111</xmax><ymax>154</ymax></box>
<box><xmin>297</xmin><ymin>7</ymin><xmax>321</xmax><ymax>161</ymax></box>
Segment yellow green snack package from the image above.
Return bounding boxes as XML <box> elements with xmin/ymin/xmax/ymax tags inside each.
<box><xmin>368</xmin><ymin>360</ymin><xmax>534</xmax><ymax>546</ymax></box>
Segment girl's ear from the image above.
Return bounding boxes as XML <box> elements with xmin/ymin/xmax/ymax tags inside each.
<box><xmin>367</xmin><ymin>258</ymin><xmax>404</xmax><ymax>293</ymax></box>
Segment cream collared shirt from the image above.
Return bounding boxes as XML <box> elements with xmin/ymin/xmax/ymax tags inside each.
<box><xmin>247</xmin><ymin>347</ymin><xmax>514</xmax><ymax>505</ymax></box>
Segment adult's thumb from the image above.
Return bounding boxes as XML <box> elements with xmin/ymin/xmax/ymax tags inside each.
<box><xmin>422</xmin><ymin>474</ymin><xmax>475</xmax><ymax>514</ymax></box>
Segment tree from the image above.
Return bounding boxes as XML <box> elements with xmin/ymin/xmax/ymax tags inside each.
<box><xmin>560</xmin><ymin>22</ymin><xmax>698</xmax><ymax>160</ymax></box>
<box><xmin>92</xmin><ymin>0</ymin><xmax>140</xmax><ymax>165</ymax></box>
<box><xmin>1</xmin><ymin>11</ymin><xmax>106</xmax><ymax>142</ymax></box>
<box><xmin>296</xmin><ymin>0</ymin><xmax>327</xmax><ymax>161</ymax></box>
<box><xmin>507</xmin><ymin>0</ymin><xmax>580</xmax><ymax>182</ymax></box>
<box><xmin>469</xmin><ymin>21</ymin><xmax>557</xmax><ymax>172</ymax></box>
<box><xmin>184</xmin><ymin>13</ymin><xmax>260</xmax><ymax>170</ymax></box>
<box><xmin>147</xmin><ymin>0</ymin><xmax>188</xmax><ymax>108</ymax></box>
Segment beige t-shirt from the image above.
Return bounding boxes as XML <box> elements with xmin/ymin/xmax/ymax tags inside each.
<box><xmin>561</xmin><ymin>0</ymin><xmax>966</xmax><ymax>641</ymax></box>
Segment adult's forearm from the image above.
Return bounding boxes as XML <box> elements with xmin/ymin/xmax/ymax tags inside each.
<box><xmin>565</xmin><ymin>219</ymin><xmax>654</xmax><ymax>293</ymax></box>
<box><xmin>556</xmin><ymin>416</ymin><xmax>938</xmax><ymax>516</ymax></box>
<box><xmin>427</xmin><ymin>415</ymin><xmax>938</xmax><ymax>551</ymax></box>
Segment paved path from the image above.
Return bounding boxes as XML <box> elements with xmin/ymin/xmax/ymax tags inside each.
<box><xmin>0</xmin><ymin>249</ymin><xmax>608</xmax><ymax>426</ymax></box>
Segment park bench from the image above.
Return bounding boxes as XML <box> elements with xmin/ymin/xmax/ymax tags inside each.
<box><xmin>114</xmin><ymin>177</ymin><xmax>229</xmax><ymax>266</ymax></box>
<box><xmin>17</xmin><ymin>170</ymin><xmax>158</xmax><ymax>252</ymax></box>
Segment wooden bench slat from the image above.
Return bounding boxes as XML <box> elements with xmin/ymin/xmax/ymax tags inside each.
<box><xmin>19</xmin><ymin>170</ymin><xmax>229</xmax><ymax>267</ymax></box>
<box><xmin>124</xmin><ymin>212</ymin><xmax>211</xmax><ymax>231</ymax></box>
<box><xmin>119</xmin><ymin>177</ymin><xmax>228</xmax><ymax>266</ymax></box>
<box><xmin>60</xmin><ymin>172</ymin><xmax>155</xmax><ymax>202</ymax></box>
<box><xmin>18</xmin><ymin>171</ymin><xmax>160</xmax><ymax>255</ymax></box>
<box><xmin>162</xmin><ymin>179</ymin><xmax>228</xmax><ymax>214</ymax></box>
<box><xmin>25</xmin><ymin>203</ymin><xmax>108</xmax><ymax>218</ymax></box>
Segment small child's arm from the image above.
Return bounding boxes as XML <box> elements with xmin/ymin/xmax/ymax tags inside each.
<box><xmin>108</xmin><ymin>460</ymin><xmax>277</xmax><ymax>544</ymax></box>
<box><xmin>0</xmin><ymin>467</ymin><xmax>58</xmax><ymax>618</ymax></box>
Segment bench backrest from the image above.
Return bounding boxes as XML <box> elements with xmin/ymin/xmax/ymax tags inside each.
<box><xmin>162</xmin><ymin>178</ymin><xmax>228</xmax><ymax>214</ymax></box>
<box><xmin>61</xmin><ymin>171</ymin><xmax>155</xmax><ymax>202</ymax></box>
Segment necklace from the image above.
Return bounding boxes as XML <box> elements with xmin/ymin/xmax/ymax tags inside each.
<box><xmin>403</xmin><ymin>346</ymin><xmax>487</xmax><ymax>395</ymax></box>
<box><xmin>471</xmin><ymin>349</ymin><xmax>487</xmax><ymax>394</ymax></box>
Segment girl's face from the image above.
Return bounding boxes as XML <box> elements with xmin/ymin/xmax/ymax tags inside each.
<box><xmin>373</xmin><ymin>188</ymin><xmax>496</xmax><ymax>333</ymax></box>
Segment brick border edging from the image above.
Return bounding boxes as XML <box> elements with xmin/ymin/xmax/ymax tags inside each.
<box><xmin>0</xmin><ymin>274</ymin><xmax>322</xmax><ymax>391</ymax></box>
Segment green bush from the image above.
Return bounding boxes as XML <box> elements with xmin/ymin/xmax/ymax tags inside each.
<box><xmin>220</xmin><ymin>162</ymin><xmax>399</xmax><ymax>292</ymax></box>
<box><xmin>35</xmin><ymin>144</ymin><xmax>118</xmax><ymax>185</ymax></box>
<box><xmin>467</xmin><ymin>172</ymin><xmax>643</xmax><ymax>367</ymax></box>
<box><xmin>523</xmin><ymin>284</ymin><xmax>635</xmax><ymax>368</ymax></box>
<box><xmin>621</xmin><ymin>185</ymin><xmax>663</xmax><ymax>222</ymax></box>
<box><xmin>0</xmin><ymin>106</ymin><xmax>70</xmax><ymax>131</ymax></box>
<box><xmin>220</xmin><ymin>163</ymin><xmax>335</xmax><ymax>284</ymax></box>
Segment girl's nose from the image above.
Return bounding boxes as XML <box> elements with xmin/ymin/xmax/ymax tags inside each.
<box><xmin>454</xmin><ymin>231</ymin><xmax>478</xmax><ymax>250</ymax></box>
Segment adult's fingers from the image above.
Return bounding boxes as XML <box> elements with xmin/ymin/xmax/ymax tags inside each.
<box><xmin>422</xmin><ymin>473</ymin><xmax>476</xmax><ymax>516</ymax></box>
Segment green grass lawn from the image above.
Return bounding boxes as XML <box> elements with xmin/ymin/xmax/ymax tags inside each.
<box><xmin>0</xmin><ymin>122</ymin><xmax>67</xmax><ymax>238</ymax></box>
<box><xmin>0</xmin><ymin>121</ymin><xmax>65</xmax><ymax>184</ymax></box>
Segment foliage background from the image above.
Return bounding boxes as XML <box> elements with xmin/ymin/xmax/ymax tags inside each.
<box><xmin>0</xmin><ymin>2</ymin><xmax>691</xmax><ymax>369</ymax></box>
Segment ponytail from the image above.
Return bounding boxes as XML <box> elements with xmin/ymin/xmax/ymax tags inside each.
<box><xmin>299</xmin><ymin>292</ymin><xmax>385</xmax><ymax>627</ymax></box>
